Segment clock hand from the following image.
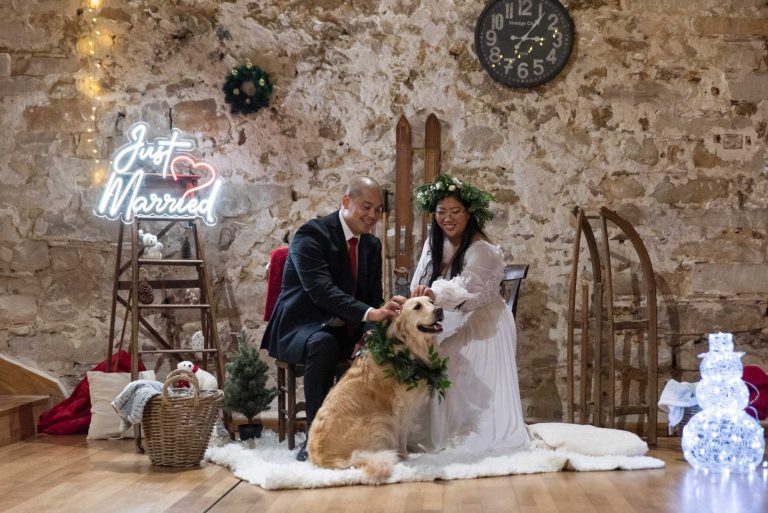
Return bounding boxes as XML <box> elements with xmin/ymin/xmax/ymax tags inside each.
<box><xmin>513</xmin><ymin>13</ymin><xmax>545</xmax><ymax>51</ymax></box>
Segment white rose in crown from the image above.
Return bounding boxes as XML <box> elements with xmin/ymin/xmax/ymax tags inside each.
<box><xmin>176</xmin><ymin>361</ymin><xmax>219</xmax><ymax>390</ymax></box>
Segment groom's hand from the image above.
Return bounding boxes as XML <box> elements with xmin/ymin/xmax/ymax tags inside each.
<box><xmin>368</xmin><ymin>295</ymin><xmax>406</xmax><ymax>322</ymax></box>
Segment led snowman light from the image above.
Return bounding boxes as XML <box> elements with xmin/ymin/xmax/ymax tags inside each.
<box><xmin>682</xmin><ymin>332</ymin><xmax>765</xmax><ymax>472</ymax></box>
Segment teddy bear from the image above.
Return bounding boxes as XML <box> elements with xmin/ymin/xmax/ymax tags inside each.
<box><xmin>138</xmin><ymin>229</ymin><xmax>164</xmax><ymax>259</ymax></box>
<box><xmin>176</xmin><ymin>361</ymin><xmax>219</xmax><ymax>390</ymax></box>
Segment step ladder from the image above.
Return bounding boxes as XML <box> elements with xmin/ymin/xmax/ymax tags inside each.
<box><xmin>105</xmin><ymin>215</ymin><xmax>227</xmax><ymax>451</ymax></box>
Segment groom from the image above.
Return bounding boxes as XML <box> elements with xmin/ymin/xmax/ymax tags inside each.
<box><xmin>261</xmin><ymin>176</ymin><xmax>406</xmax><ymax>461</ymax></box>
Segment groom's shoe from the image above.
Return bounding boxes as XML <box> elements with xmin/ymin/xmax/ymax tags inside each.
<box><xmin>296</xmin><ymin>440</ymin><xmax>308</xmax><ymax>462</ymax></box>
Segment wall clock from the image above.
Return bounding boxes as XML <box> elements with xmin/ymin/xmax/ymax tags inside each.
<box><xmin>474</xmin><ymin>0</ymin><xmax>575</xmax><ymax>88</ymax></box>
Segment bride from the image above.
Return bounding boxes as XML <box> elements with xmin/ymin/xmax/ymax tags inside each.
<box><xmin>409</xmin><ymin>174</ymin><xmax>529</xmax><ymax>454</ymax></box>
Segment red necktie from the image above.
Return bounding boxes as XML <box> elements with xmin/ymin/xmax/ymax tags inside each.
<box><xmin>346</xmin><ymin>237</ymin><xmax>359</xmax><ymax>342</ymax></box>
<box><xmin>348</xmin><ymin>237</ymin><xmax>358</xmax><ymax>282</ymax></box>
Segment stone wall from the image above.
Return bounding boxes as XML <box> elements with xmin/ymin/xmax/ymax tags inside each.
<box><xmin>1</xmin><ymin>0</ymin><xmax>767</xmax><ymax>422</ymax></box>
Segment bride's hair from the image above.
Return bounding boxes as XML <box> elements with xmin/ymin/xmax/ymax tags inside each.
<box><xmin>426</xmin><ymin>206</ymin><xmax>488</xmax><ymax>286</ymax></box>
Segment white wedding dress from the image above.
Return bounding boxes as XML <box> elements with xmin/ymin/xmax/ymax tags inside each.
<box><xmin>409</xmin><ymin>239</ymin><xmax>530</xmax><ymax>454</ymax></box>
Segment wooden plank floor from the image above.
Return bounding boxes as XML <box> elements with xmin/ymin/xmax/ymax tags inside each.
<box><xmin>0</xmin><ymin>435</ymin><xmax>766</xmax><ymax>513</ymax></box>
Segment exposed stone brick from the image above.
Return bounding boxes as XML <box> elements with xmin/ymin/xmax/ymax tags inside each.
<box><xmin>693</xmin><ymin>16</ymin><xmax>768</xmax><ymax>37</ymax></box>
<box><xmin>729</xmin><ymin>73</ymin><xmax>768</xmax><ymax>103</ymax></box>
<box><xmin>172</xmin><ymin>99</ymin><xmax>230</xmax><ymax>135</ymax></box>
<box><xmin>691</xmin><ymin>264</ymin><xmax>768</xmax><ymax>295</ymax></box>
<box><xmin>0</xmin><ymin>53</ymin><xmax>10</xmax><ymax>76</ymax></box>
<box><xmin>652</xmin><ymin>176</ymin><xmax>730</xmax><ymax>205</ymax></box>
<box><xmin>0</xmin><ymin>295</ymin><xmax>37</xmax><ymax>324</ymax></box>
<box><xmin>23</xmin><ymin>100</ymin><xmax>92</xmax><ymax>132</ymax></box>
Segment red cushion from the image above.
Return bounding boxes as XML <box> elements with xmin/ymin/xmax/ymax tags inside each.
<box><xmin>743</xmin><ymin>365</ymin><xmax>768</xmax><ymax>420</ymax></box>
<box><xmin>264</xmin><ymin>247</ymin><xmax>289</xmax><ymax>321</ymax></box>
<box><xmin>37</xmin><ymin>351</ymin><xmax>145</xmax><ymax>435</ymax></box>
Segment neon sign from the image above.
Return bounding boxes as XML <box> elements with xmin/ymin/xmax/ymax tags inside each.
<box><xmin>94</xmin><ymin>122</ymin><xmax>223</xmax><ymax>225</ymax></box>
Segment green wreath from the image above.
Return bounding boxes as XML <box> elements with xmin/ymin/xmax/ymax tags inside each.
<box><xmin>222</xmin><ymin>62</ymin><xmax>272</xmax><ymax>114</ymax></box>
<box><xmin>364</xmin><ymin>322</ymin><xmax>451</xmax><ymax>401</ymax></box>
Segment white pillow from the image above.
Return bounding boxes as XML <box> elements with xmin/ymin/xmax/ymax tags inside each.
<box><xmin>87</xmin><ymin>370</ymin><xmax>155</xmax><ymax>439</ymax></box>
<box><xmin>527</xmin><ymin>422</ymin><xmax>649</xmax><ymax>457</ymax></box>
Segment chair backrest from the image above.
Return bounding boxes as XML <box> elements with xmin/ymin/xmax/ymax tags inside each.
<box><xmin>500</xmin><ymin>264</ymin><xmax>529</xmax><ymax>317</ymax></box>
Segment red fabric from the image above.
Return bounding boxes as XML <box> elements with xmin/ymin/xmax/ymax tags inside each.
<box><xmin>348</xmin><ymin>237</ymin><xmax>358</xmax><ymax>283</ymax></box>
<box><xmin>264</xmin><ymin>247</ymin><xmax>289</xmax><ymax>321</ymax></box>
<box><xmin>743</xmin><ymin>365</ymin><xmax>768</xmax><ymax>420</ymax></box>
<box><xmin>37</xmin><ymin>351</ymin><xmax>145</xmax><ymax>435</ymax></box>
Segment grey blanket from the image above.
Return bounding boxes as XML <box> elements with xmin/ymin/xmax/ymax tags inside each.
<box><xmin>111</xmin><ymin>379</ymin><xmax>163</xmax><ymax>431</ymax></box>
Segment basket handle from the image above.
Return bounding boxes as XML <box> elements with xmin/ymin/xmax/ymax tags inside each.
<box><xmin>162</xmin><ymin>369</ymin><xmax>200</xmax><ymax>407</ymax></box>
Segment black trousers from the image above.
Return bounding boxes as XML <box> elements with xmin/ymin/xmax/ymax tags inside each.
<box><xmin>302</xmin><ymin>326</ymin><xmax>355</xmax><ymax>430</ymax></box>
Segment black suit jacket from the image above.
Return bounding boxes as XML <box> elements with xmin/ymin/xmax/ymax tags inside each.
<box><xmin>261</xmin><ymin>211</ymin><xmax>384</xmax><ymax>363</ymax></box>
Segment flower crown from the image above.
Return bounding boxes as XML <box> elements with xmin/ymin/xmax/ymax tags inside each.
<box><xmin>414</xmin><ymin>174</ymin><xmax>495</xmax><ymax>229</ymax></box>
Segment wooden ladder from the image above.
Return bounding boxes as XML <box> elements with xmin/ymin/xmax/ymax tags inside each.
<box><xmin>105</xmin><ymin>215</ymin><xmax>227</xmax><ymax>451</ymax></box>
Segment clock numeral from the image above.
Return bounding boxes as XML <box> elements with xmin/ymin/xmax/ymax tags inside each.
<box><xmin>548</xmin><ymin>13</ymin><xmax>559</xmax><ymax>31</ymax></box>
<box><xmin>533</xmin><ymin>59</ymin><xmax>544</xmax><ymax>76</ymax></box>
<box><xmin>553</xmin><ymin>31</ymin><xmax>563</xmax><ymax>48</ymax></box>
<box><xmin>489</xmin><ymin>46</ymin><xmax>502</xmax><ymax>64</ymax></box>
<box><xmin>517</xmin><ymin>61</ymin><xmax>529</xmax><ymax>79</ymax></box>
<box><xmin>486</xmin><ymin>29</ymin><xmax>497</xmax><ymax>46</ymax></box>
<box><xmin>518</xmin><ymin>0</ymin><xmax>532</xmax><ymax>16</ymax></box>
<box><xmin>492</xmin><ymin>13</ymin><xmax>504</xmax><ymax>30</ymax></box>
<box><xmin>505</xmin><ymin>2</ymin><xmax>514</xmax><ymax>20</ymax></box>
<box><xmin>546</xmin><ymin>48</ymin><xmax>557</xmax><ymax>64</ymax></box>
<box><xmin>504</xmin><ymin>58</ymin><xmax>516</xmax><ymax>74</ymax></box>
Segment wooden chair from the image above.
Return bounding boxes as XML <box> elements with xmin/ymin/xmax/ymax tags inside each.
<box><xmin>276</xmin><ymin>359</ymin><xmax>350</xmax><ymax>449</ymax></box>
<box><xmin>276</xmin><ymin>360</ymin><xmax>304</xmax><ymax>450</ymax></box>
<box><xmin>500</xmin><ymin>264</ymin><xmax>529</xmax><ymax>317</ymax></box>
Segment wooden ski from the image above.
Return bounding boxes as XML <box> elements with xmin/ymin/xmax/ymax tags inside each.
<box><xmin>394</xmin><ymin>115</ymin><xmax>413</xmax><ymax>298</ymax></box>
<box><xmin>421</xmin><ymin>113</ymin><xmax>441</xmax><ymax>247</ymax></box>
<box><xmin>380</xmin><ymin>187</ymin><xmax>392</xmax><ymax>298</ymax></box>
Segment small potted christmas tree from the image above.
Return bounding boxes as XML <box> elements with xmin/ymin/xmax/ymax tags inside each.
<box><xmin>223</xmin><ymin>331</ymin><xmax>277</xmax><ymax>440</ymax></box>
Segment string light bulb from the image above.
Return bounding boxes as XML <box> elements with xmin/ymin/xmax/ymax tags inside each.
<box><xmin>84</xmin><ymin>1</ymin><xmax>102</xmax><ymax>168</ymax></box>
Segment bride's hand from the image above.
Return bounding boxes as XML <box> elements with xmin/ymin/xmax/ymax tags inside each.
<box><xmin>411</xmin><ymin>285</ymin><xmax>435</xmax><ymax>301</ymax></box>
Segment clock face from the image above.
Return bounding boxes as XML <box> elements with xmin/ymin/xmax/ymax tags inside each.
<box><xmin>474</xmin><ymin>0</ymin><xmax>575</xmax><ymax>88</ymax></box>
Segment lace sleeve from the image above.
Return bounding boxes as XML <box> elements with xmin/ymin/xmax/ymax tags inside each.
<box><xmin>432</xmin><ymin>241</ymin><xmax>504</xmax><ymax>312</ymax></box>
<box><xmin>410</xmin><ymin>239</ymin><xmax>433</xmax><ymax>290</ymax></box>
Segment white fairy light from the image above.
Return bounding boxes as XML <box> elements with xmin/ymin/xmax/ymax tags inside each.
<box><xmin>682</xmin><ymin>332</ymin><xmax>765</xmax><ymax>473</ymax></box>
<box><xmin>84</xmin><ymin>1</ymin><xmax>102</xmax><ymax>171</ymax></box>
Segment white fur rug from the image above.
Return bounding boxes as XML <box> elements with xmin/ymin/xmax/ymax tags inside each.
<box><xmin>205</xmin><ymin>424</ymin><xmax>664</xmax><ymax>490</ymax></box>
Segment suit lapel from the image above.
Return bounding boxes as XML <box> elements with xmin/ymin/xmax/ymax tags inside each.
<box><xmin>327</xmin><ymin>212</ymin><xmax>356</xmax><ymax>295</ymax></box>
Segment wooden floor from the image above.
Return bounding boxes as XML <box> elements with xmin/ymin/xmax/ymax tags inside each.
<box><xmin>1</xmin><ymin>435</ymin><xmax>766</xmax><ymax>513</ymax></box>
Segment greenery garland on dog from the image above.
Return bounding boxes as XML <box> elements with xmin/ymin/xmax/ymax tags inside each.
<box><xmin>364</xmin><ymin>322</ymin><xmax>451</xmax><ymax>401</ymax></box>
<box><xmin>222</xmin><ymin>62</ymin><xmax>273</xmax><ymax>114</ymax></box>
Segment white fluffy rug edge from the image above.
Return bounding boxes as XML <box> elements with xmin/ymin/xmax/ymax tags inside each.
<box><xmin>205</xmin><ymin>430</ymin><xmax>665</xmax><ymax>490</ymax></box>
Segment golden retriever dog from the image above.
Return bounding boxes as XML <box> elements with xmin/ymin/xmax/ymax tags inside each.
<box><xmin>307</xmin><ymin>296</ymin><xmax>444</xmax><ymax>481</ymax></box>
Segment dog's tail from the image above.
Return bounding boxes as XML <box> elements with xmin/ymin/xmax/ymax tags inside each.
<box><xmin>349</xmin><ymin>450</ymin><xmax>398</xmax><ymax>482</ymax></box>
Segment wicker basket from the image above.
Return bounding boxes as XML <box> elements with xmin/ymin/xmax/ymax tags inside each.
<box><xmin>142</xmin><ymin>369</ymin><xmax>223</xmax><ymax>467</ymax></box>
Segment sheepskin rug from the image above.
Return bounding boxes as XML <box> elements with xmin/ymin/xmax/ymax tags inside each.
<box><xmin>204</xmin><ymin>423</ymin><xmax>664</xmax><ymax>490</ymax></box>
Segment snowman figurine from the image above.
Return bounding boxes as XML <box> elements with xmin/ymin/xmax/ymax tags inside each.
<box><xmin>682</xmin><ymin>332</ymin><xmax>765</xmax><ymax>472</ymax></box>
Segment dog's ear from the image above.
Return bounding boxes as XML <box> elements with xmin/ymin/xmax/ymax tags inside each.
<box><xmin>388</xmin><ymin>313</ymin><xmax>407</xmax><ymax>341</ymax></box>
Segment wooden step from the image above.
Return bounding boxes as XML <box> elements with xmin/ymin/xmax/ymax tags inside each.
<box><xmin>0</xmin><ymin>395</ymin><xmax>50</xmax><ymax>447</ymax></box>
